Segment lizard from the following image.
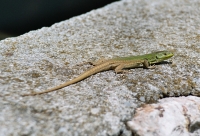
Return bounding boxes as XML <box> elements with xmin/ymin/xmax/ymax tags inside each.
<box><xmin>22</xmin><ymin>50</ymin><xmax>173</xmax><ymax>96</ymax></box>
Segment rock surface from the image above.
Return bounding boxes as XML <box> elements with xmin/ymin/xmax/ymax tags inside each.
<box><xmin>0</xmin><ymin>0</ymin><xmax>199</xmax><ymax>135</ymax></box>
<box><xmin>127</xmin><ymin>96</ymin><xmax>200</xmax><ymax>136</ymax></box>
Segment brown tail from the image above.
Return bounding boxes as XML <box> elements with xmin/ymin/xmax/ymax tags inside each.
<box><xmin>21</xmin><ymin>65</ymin><xmax>104</xmax><ymax>96</ymax></box>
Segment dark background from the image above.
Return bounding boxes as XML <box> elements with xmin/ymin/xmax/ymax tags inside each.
<box><xmin>0</xmin><ymin>0</ymin><xmax>118</xmax><ymax>40</ymax></box>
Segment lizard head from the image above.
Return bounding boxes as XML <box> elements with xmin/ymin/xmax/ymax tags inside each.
<box><xmin>149</xmin><ymin>50</ymin><xmax>174</xmax><ymax>64</ymax></box>
<box><xmin>156</xmin><ymin>50</ymin><xmax>173</xmax><ymax>59</ymax></box>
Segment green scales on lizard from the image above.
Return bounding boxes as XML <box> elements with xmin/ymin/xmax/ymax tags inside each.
<box><xmin>22</xmin><ymin>50</ymin><xmax>173</xmax><ymax>96</ymax></box>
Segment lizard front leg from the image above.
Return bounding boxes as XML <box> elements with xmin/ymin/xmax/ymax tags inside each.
<box><xmin>143</xmin><ymin>59</ymin><xmax>156</xmax><ymax>69</ymax></box>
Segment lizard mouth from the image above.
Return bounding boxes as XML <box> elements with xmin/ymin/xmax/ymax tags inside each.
<box><xmin>166</xmin><ymin>53</ymin><xmax>174</xmax><ymax>59</ymax></box>
<box><xmin>165</xmin><ymin>55</ymin><xmax>173</xmax><ymax>59</ymax></box>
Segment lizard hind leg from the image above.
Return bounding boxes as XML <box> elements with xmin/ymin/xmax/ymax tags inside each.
<box><xmin>89</xmin><ymin>58</ymin><xmax>107</xmax><ymax>66</ymax></box>
<box><xmin>114</xmin><ymin>64</ymin><xmax>129</xmax><ymax>74</ymax></box>
<box><xmin>76</xmin><ymin>58</ymin><xmax>107</xmax><ymax>67</ymax></box>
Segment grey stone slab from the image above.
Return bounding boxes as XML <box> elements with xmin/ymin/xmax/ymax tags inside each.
<box><xmin>0</xmin><ymin>0</ymin><xmax>199</xmax><ymax>135</ymax></box>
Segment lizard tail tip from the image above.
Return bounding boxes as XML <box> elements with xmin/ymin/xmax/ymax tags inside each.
<box><xmin>21</xmin><ymin>93</ymin><xmax>37</xmax><ymax>97</ymax></box>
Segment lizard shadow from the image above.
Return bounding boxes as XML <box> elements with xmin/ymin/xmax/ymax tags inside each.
<box><xmin>143</xmin><ymin>60</ymin><xmax>173</xmax><ymax>69</ymax></box>
<box><xmin>154</xmin><ymin>61</ymin><xmax>172</xmax><ymax>65</ymax></box>
<box><xmin>134</xmin><ymin>60</ymin><xmax>173</xmax><ymax>69</ymax></box>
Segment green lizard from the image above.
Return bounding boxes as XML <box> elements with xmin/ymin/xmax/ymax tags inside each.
<box><xmin>22</xmin><ymin>50</ymin><xmax>173</xmax><ymax>96</ymax></box>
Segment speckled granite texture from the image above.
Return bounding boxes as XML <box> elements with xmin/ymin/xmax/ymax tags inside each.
<box><xmin>0</xmin><ymin>0</ymin><xmax>199</xmax><ymax>135</ymax></box>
